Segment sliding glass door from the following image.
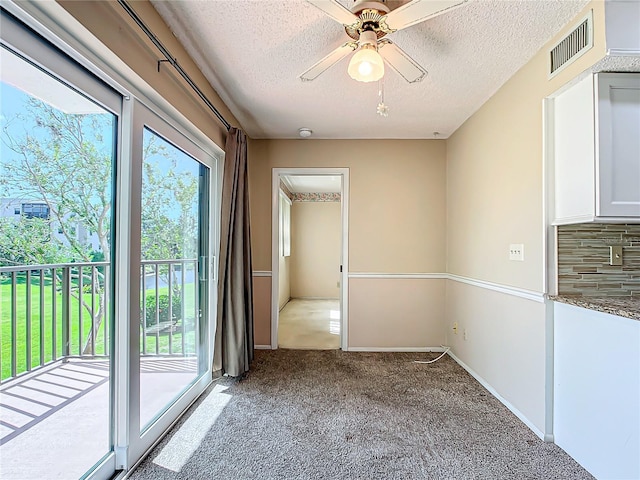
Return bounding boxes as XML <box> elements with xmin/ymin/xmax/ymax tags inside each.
<box><xmin>127</xmin><ymin>103</ymin><xmax>217</xmax><ymax>465</ymax></box>
<box><xmin>1</xmin><ymin>9</ymin><xmax>220</xmax><ymax>479</ymax></box>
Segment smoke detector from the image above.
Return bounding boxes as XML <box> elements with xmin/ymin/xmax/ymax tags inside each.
<box><xmin>299</xmin><ymin>128</ymin><xmax>313</xmax><ymax>138</ymax></box>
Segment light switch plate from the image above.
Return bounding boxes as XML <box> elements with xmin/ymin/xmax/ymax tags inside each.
<box><xmin>610</xmin><ymin>246</ymin><xmax>623</xmax><ymax>266</ymax></box>
<box><xmin>509</xmin><ymin>244</ymin><xmax>524</xmax><ymax>261</ymax></box>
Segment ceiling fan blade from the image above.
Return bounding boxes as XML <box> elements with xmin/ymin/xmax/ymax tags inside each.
<box><xmin>378</xmin><ymin>40</ymin><xmax>427</xmax><ymax>83</ymax></box>
<box><xmin>306</xmin><ymin>0</ymin><xmax>359</xmax><ymax>26</ymax></box>
<box><xmin>382</xmin><ymin>0</ymin><xmax>466</xmax><ymax>31</ymax></box>
<box><xmin>299</xmin><ymin>42</ymin><xmax>358</xmax><ymax>82</ymax></box>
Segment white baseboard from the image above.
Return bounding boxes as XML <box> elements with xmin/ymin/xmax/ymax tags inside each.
<box><xmin>254</xmin><ymin>345</ymin><xmax>272</xmax><ymax>350</ymax></box>
<box><xmin>346</xmin><ymin>346</ymin><xmax>446</xmax><ymax>353</ymax></box>
<box><xmin>447</xmin><ymin>351</ymin><xmax>544</xmax><ymax>440</ymax></box>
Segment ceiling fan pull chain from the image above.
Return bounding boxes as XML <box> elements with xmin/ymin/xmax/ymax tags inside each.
<box><xmin>377</xmin><ymin>78</ymin><xmax>389</xmax><ymax>117</ymax></box>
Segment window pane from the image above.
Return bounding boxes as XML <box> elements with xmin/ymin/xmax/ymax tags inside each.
<box><xmin>139</xmin><ymin>127</ymin><xmax>207</xmax><ymax>430</ymax></box>
<box><xmin>0</xmin><ymin>45</ymin><xmax>116</xmax><ymax>479</ymax></box>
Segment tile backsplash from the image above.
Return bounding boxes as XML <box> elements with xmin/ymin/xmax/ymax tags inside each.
<box><xmin>557</xmin><ymin>224</ymin><xmax>640</xmax><ymax>297</ymax></box>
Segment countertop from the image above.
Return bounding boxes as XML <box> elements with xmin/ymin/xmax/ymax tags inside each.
<box><xmin>550</xmin><ymin>295</ymin><xmax>640</xmax><ymax>321</ymax></box>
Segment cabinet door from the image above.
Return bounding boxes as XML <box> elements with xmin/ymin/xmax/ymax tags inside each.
<box><xmin>596</xmin><ymin>73</ymin><xmax>640</xmax><ymax>217</ymax></box>
<box><xmin>553</xmin><ymin>75</ymin><xmax>596</xmax><ymax>224</ymax></box>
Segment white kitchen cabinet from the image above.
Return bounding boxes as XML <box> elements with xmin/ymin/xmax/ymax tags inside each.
<box><xmin>552</xmin><ymin>73</ymin><xmax>640</xmax><ymax>224</ymax></box>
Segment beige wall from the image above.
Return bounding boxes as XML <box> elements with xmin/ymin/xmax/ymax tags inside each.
<box><xmin>446</xmin><ymin>1</ymin><xmax>606</xmax><ymax>292</ymax></box>
<box><xmin>249</xmin><ymin>139</ymin><xmax>447</xmax><ymax>347</ymax></box>
<box><xmin>291</xmin><ymin>201</ymin><xmax>341</xmax><ymax>299</ymax></box>
<box><xmin>249</xmin><ymin>139</ymin><xmax>447</xmax><ymax>272</ymax></box>
<box><xmin>252</xmin><ymin>276</ymin><xmax>272</xmax><ymax>346</ymax></box>
<box><xmin>444</xmin><ymin>1</ymin><xmax>608</xmax><ymax>435</ymax></box>
<box><xmin>350</xmin><ymin>279</ymin><xmax>446</xmax><ymax>349</ymax></box>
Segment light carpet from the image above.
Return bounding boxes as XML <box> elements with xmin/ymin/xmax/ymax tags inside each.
<box><xmin>129</xmin><ymin>350</ymin><xmax>593</xmax><ymax>479</ymax></box>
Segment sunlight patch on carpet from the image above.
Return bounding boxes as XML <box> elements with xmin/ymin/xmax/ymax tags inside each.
<box><xmin>152</xmin><ymin>384</ymin><xmax>231</xmax><ymax>472</ymax></box>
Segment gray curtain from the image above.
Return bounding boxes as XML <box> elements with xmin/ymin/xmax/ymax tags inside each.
<box><xmin>214</xmin><ymin>127</ymin><xmax>254</xmax><ymax>377</ymax></box>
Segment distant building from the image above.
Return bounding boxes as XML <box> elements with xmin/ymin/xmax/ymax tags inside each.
<box><xmin>0</xmin><ymin>198</ymin><xmax>101</xmax><ymax>252</ymax></box>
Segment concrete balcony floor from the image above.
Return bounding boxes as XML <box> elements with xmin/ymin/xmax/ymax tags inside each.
<box><xmin>0</xmin><ymin>357</ymin><xmax>198</xmax><ymax>480</ymax></box>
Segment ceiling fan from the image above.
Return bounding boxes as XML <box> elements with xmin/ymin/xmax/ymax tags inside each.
<box><xmin>300</xmin><ymin>0</ymin><xmax>467</xmax><ymax>84</ymax></box>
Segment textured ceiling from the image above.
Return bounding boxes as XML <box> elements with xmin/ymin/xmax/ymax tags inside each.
<box><xmin>282</xmin><ymin>175</ymin><xmax>342</xmax><ymax>193</ymax></box>
<box><xmin>151</xmin><ymin>0</ymin><xmax>589</xmax><ymax>139</ymax></box>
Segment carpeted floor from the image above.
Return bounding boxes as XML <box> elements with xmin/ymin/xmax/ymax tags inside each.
<box><xmin>129</xmin><ymin>350</ymin><xmax>593</xmax><ymax>480</ymax></box>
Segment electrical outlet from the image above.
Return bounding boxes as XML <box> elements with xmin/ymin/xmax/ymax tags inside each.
<box><xmin>609</xmin><ymin>246</ymin><xmax>623</xmax><ymax>266</ymax></box>
<box><xmin>463</xmin><ymin>329</ymin><xmax>468</xmax><ymax>341</ymax></box>
<box><xmin>452</xmin><ymin>322</ymin><xmax>458</xmax><ymax>334</ymax></box>
<box><xmin>509</xmin><ymin>244</ymin><xmax>524</xmax><ymax>261</ymax></box>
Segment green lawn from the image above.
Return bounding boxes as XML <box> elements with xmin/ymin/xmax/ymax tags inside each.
<box><xmin>1</xmin><ymin>277</ymin><xmax>107</xmax><ymax>381</ymax></box>
<box><xmin>141</xmin><ymin>284</ymin><xmax>198</xmax><ymax>357</ymax></box>
<box><xmin>1</xmin><ymin>277</ymin><xmax>198</xmax><ymax>381</ymax></box>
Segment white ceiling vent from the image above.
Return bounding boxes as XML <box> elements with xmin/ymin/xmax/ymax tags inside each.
<box><xmin>549</xmin><ymin>11</ymin><xmax>593</xmax><ymax>79</ymax></box>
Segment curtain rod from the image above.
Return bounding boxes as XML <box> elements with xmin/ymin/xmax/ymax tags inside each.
<box><xmin>117</xmin><ymin>0</ymin><xmax>232</xmax><ymax>132</ymax></box>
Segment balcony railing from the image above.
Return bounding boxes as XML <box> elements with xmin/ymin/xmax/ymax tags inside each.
<box><xmin>0</xmin><ymin>259</ymin><xmax>198</xmax><ymax>383</ymax></box>
<box><xmin>140</xmin><ymin>259</ymin><xmax>198</xmax><ymax>357</ymax></box>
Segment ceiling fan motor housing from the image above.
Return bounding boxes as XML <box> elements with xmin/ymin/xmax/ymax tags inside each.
<box><xmin>350</xmin><ymin>0</ymin><xmax>390</xmax><ymax>14</ymax></box>
<box><xmin>345</xmin><ymin>1</ymin><xmax>392</xmax><ymax>40</ymax></box>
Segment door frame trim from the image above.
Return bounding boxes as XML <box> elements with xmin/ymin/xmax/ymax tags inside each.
<box><xmin>271</xmin><ymin>168</ymin><xmax>350</xmax><ymax>351</ymax></box>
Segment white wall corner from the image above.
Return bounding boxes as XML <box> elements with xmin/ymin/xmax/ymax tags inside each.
<box><xmin>447</xmin><ymin>351</ymin><xmax>545</xmax><ymax>440</ymax></box>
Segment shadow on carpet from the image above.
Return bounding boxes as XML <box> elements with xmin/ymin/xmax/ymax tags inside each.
<box><xmin>129</xmin><ymin>350</ymin><xmax>593</xmax><ymax>480</ymax></box>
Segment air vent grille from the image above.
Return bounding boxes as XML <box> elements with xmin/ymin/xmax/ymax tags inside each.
<box><xmin>549</xmin><ymin>11</ymin><xmax>593</xmax><ymax>78</ymax></box>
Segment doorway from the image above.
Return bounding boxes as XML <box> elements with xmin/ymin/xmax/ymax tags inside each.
<box><xmin>271</xmin><ymin>168</ymin><xmax>349</xmax><ymax>351</ymax></box>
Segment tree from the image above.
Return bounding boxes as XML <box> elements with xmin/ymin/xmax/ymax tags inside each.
<box><xmin>1</xmin><ymin>95</ymin><xmax>199</xmax><ymax>354</ymax></box>
<box><xmin>0</xmin><ymin>216</ymin><xmax>69</xmax><ymax>266</ymax></box>
<box><xmin>1</xmin><ymin>98</ymin><xmax>115</xmax><ymax>354</ymax></box>
<box><xmin>1</xmin><ymin>99</ymin><xmax>114</xmax><ymax>262</ymax></box>
<box><xmin>140</xmin><ymin>131</ymin><xmax>199</xmax><ymax>316</ymax></box>
<box><xmin>140</xmin><ymin>133</ymin><xmax>199</xmax><ymax>262</ymax></box>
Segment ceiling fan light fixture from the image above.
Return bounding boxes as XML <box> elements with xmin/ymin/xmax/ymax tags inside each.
<box><xmin>348</xmin><ymin>30</ymin><xmax>384</xmax><ymax>83</ymax></box>
<box><xmin>348</xmin><ymin>44</ymin><xmax>384</xmax><ymax>82</ymax></box>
